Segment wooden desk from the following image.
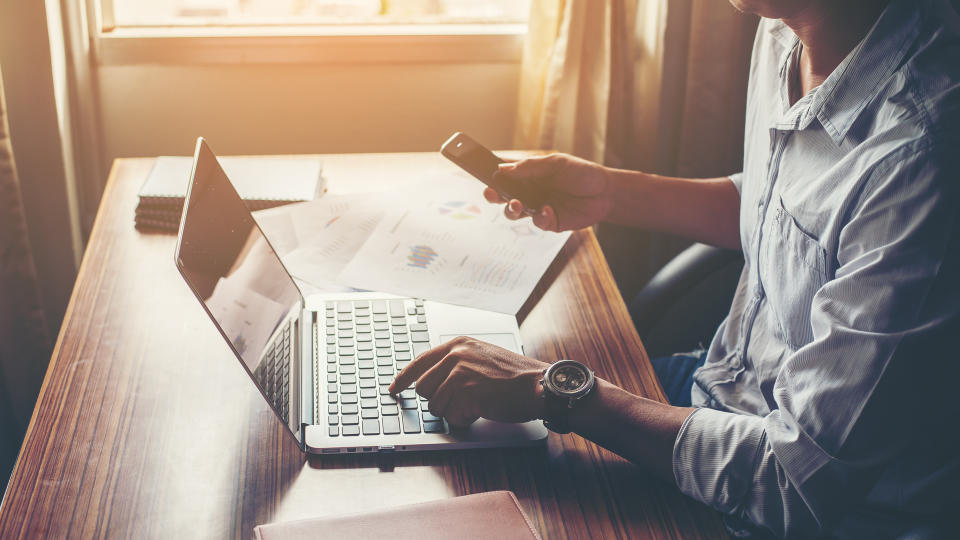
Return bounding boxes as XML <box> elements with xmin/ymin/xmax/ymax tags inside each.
<box><xmin>0</xmin><ymin>154</ymin><xmax>727</xmax><ymax>539</ymax></box>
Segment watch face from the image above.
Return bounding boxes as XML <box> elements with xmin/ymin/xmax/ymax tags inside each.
<box><xmin>550</xmin><ymin>364</ymin><xmax>588</xmax><ymax>394</ymax></box>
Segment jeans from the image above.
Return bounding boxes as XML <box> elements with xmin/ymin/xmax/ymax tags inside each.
<box><xmin>650</xmin><ymin>350</ymin><xmax>707</xmax><ymax>407</ymax></box>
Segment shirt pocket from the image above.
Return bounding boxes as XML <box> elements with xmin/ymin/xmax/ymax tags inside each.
<box><xmin>761</xmin><ymin>197</ymin><xmax>828</xmax><ymax>349</ymax></box>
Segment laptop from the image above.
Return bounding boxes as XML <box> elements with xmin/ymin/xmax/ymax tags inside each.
<box><xmin>175</xmin><ymin>138</ymin><xmax>548</xmax><ymax>454</ymax></box>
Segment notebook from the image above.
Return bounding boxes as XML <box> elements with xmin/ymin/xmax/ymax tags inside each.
<box><xmin>135</xmin><ymin>155</ymin><xmax>325</xmax><ymax>230</ymax></box>
<box><xmin>253</xmin><ymin>491</ymin><xmax>541</xmax><ymax>540</ymax></box>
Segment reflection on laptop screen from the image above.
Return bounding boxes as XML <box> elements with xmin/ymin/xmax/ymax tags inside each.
<box><xmin>176</xmin><ymin>141</ymin><xmax>302</xmax><ymax>378</ymax></box>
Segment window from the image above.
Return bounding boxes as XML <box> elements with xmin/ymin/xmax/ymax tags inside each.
<box><xmin>105</xmin><ymin>0</ymin><xmax>531</xmax><ymax>28</ymax></box>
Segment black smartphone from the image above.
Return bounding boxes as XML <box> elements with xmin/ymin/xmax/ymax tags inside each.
<box><xmin>440</xmin><ymin>132</ymin><xmax>548</xmax><ymax>212</ymax></box>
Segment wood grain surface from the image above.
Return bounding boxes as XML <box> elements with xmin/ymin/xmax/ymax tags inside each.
<box><xmin>0</xmin><ymin>153</ymin><xmax>728</xmax><ymax>539</ymax></box>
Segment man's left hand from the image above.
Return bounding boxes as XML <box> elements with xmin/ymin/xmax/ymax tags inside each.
<box><xmin>389</xmin><ymin>336</ymin><xmax>548</xmax><ymax>426</ymax></box>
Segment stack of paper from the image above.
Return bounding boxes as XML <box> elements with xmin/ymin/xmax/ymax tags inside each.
<box><xmin>253</xmin><ymin>172</ymin><xmax>570</xmax><ymax>315</ymax></box>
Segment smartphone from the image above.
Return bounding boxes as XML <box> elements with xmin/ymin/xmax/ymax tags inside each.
<box><xmin>440</xmin><ymin>132</ymin><xmax>548</xmax><ymax>212</ymax></box>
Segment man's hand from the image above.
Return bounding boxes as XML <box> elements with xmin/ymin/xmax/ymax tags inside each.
<box><xmin>486</xmin><ymin>153</ymin><xmax>613</xmax><ymax>232</ymax></box>
<box><xmin>389</xmin><ymin>336</ymin><xmax>548</xmax><ymax>426</ymax></box>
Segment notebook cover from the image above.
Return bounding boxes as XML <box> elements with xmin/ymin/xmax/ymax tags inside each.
<box><xmin>253</xmin><ymin>491</ymin><xmax>541</xmax><ymax>540</ymax></box>
<box><xmin>138</xmin><ymin>155</ymin><xmax>324</xmax><ymax>206</ymax></box>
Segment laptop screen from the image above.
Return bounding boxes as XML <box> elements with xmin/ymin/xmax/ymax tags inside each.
<box><xmin>175</xmin><ymin>140</ymin><xmax>302</xmax><ymax>407</ymax></box>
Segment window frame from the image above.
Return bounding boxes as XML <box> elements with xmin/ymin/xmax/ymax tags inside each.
<box><xmin>90</xmin><ymin>0</ymin><xmax>527</xmax><ymax>66</ymax></box>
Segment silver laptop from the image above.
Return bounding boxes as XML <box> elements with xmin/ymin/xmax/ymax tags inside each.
<box><xmin>175</xmin><ymin>138</ymin><xmax>547</xmax><ymax>454</ymax></box>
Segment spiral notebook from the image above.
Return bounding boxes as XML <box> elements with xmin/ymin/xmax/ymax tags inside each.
<box><xmin>135</xmin><ymin>155</ymin><xmax>325</xmax><ymax>230</ymax></box>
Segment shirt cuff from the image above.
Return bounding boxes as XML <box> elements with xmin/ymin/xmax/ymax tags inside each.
<box><xmin>728</xmin><ymin>172</ymin><xmax>744</xmax><ymax>194</ymax></box>
<box><xmin>672</xmin><ymin>407</ymin><xmax>766</xmax><ymax>513</ymax></box>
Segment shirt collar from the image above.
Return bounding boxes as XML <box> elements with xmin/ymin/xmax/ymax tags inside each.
<box><xmin>768</xmin><ymin>0</ymin><xmax>923</xmax><ymax>144</ymax></box>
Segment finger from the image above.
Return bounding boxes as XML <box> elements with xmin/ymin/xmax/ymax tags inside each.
<box><xmin>414</xmin><ymin>351</ymin><xmax>459</xmax><ymax>399</ymax></box>
<box><xmin>483</xmin><ymin>187</ymin><xmax>505</xmax><ymax>203</ymax></box>
<box><xmin>503</xmin><ymin>199</ymin><xmax>525</xmax><ymax>220</ymax></box>
<box><xmin>531</xmin><ymin>205</ymin><xmax>558</xmax><ymax>232</ymax></box>
<box><xmin>390</xmin><ymin>339</ymin><xmax>459</xmax><ymax>393</ymax></box>
<box><xmin>497</xmin><ymin>154</ymin><xmax>562</xmax><ymax>180</ymax></box>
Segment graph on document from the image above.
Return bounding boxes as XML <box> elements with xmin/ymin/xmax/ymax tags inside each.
<box><xmin>407</xmin><ymin>245</ymin><xmax>439</xmax><ymax>269</ymax></box>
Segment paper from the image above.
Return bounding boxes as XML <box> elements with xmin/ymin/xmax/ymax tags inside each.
<box><xmin>254</xmin><ymin>194</ymin><xmax>385</xmax><ymax>293</ymax></box>
<box><xmin>338</xmin><ymin>183</ymin><xmax>570</xmax><ymax>314</ymax></box>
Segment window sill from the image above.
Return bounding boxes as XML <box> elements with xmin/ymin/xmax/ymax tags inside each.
<box><xmin>95</xmin><ymin>24</ymin><xmax>527</xmax><ymax>65</ymax></box>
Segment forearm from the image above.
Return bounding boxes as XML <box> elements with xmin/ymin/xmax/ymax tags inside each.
<box><xmin>563</xmin><ymin>378</ymin><xmax>695</xmax><ymax>482</ymax></box>
<box><xmin>604</xmin><ymin>169</ymin><xmax>742</xmax><ymax>250</ymax></box>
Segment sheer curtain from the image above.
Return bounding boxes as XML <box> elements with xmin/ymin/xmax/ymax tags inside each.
<box><xmin>514</xmin><ymin>0</ymin><xmax>758</xmax><ymax>298</ymax></box>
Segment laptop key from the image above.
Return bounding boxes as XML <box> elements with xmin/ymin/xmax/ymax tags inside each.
<box><xmin>357</xmin><ymin>341</ymin><xmax>373</xmax><ymax>351</ymax></box>
<box><xmin>339</xmin><ymin>365</ymin><xmax>356</xmax><ymax>375</ymax></box>
<box><xmin>358</xmin><ymin>368</ymin><xmax>375</xmax><ymax>379</ymax></box>
<box><xmin>358</xmin><ymin>350</ymin><xmax>374</xmax><ymax>360</ymax></box>
<box><xmin>327</xmin><ymin>394</ymin><xmax>338</xmax><ymax>404</ymax></box>
<box><xmin>362</xmin><ymin>419</ymin><xmax>380</xmax><ymax>435</ymax></box>
<box><xmin>411</xmin><ymin>332</ymin><xmax>430</xmax><ymax>343</ymax></box>
<box><xmin>373</xmin><ymin>322</ymin><xmax>389</xmax><ymax>331</ymax></box>
<box><xmin>360</xmin><ymin>388</ymin><xmax>376</xmax><ymax>398</ymax></box>
<box><xmin>337</xmin><ymin>312</ymin><xmax>352</xmax><ymax>321</ymax></box>
<box><xmin>336</xmin><ymin>302</ymin><xmax>352</xmax><ymax>313</ymax></box>
<box><xmin>359</xmin><ymin>378</ymin><xmax>375</xmax><ymax>388</ymax></box>
<box><xmin>342</xmin><ymin>425</ymin><xmax>360</xmax><ymax>436</ymax></box>
<box><xmin>340</xmin><ymin>394</ymin><xmax>358</xmax><ymax>404</ymax></box>
<box><xmin>340</xmin><ymin>374</ymin><xmax>356</xmax><ymax>384</ymax></box>
<box><xmin>399</xmin><ymin>389</ymin><xmax>416</xmax><ymax>399</ymax></box>
<box><xmin>379</xmin><ymin>386</ymin><xmax>393</xmax><ymax>396</ymax></box>
<box><xmin>327</xmin><ymin>345</ymin><xmax>337</xmax><ymax>354</ymax></box>
<box><xmin>382</xmin><ymin>416</ymin><xmax>401</xmax><ymax>434</ymax></box>
<box><xmin>395</xmin><ymin>361</ymin><xmax>409</xmax><ymax>371</ymax></box>
<box><xmin>422</xmin><ymin>411</ymin><xmax>442</xmax><ymax>422</ymax></box>
<box><xmin>389</xmin><ymin>300</ymin><xmax>405</xmax><ymax>317</ymax></box>
<box><xmin>412</xmin><ymin>343</ymin><xmax>429</xmax><ymax>357</ymax></box>
<box><xmin>417</xmin><ymin>315</ymin><xmax>426</xmax><ymax>323</ymax></box>
<box><xmin>360</xmin><ymin>398</ymin><xmax>378</xmax><ymax>408</ymax></box>
<box><xmin>372</xmin><ymin>300</ymin><xmax>387</xmax><ymax>314</ymax></box>
<box><xmin>340</xmin><ymin>384</ymin><xmax>357</xmax><ymax>394</ymax></box>
<box><xmin>407</xmin><ymin>307</ymin><xmax>416</xmax><ymax>315</ymax></box>
<box><xmin>326</xmin><ymin>336</ymin><xmax>336</xmax><ymax>345</ymax></box>
<box><xmin>399</xmin><ymin>398</ymin><xmax>418</xmax><ymax>409</ymax></box>
<box><xmin>356</xmin><ymin>325</ymin><xmax>371</xmax><ymax>334</ymax></box>
<box><xmin>338</xmin><ymin>330</ymin><xmax>353</xmax><ymax>338</ymax></box>
<box><xmin>329</xmin><ymin>426</ymin><xmax>339</xmax><ymax>437</ymax></box>
<box><xmin>401</xmin><ymin>409</ymin><xmax>421</xmax><ymax>433</ymax></box>
<box><xmin>352</xmin><ymin>300</ymin><xmax>369</xmax><ymax>309</ymax></box>
<box><xmin>337</xmin><ymin>321</ymin><xmax>352</xmax><ymax>330</ymax></box>
<box><xmin>355</xmin><ymin>316</ymin><xmax>371</xmax><ymax>325</ymax></box>
<box><xmin>380</xmin><ymin>394</ymin><xmax>397</xmax><ymax>405</ymax></box>
<box><xmin>376</xmin><ymin>348</ymin><xmax>392</xmax><ymax>357</ymax></box>
<box><xmin>423</xmin><ymin>421</ymin><xmax>445</xmax><ymax>433</ymax></box>
<box><xmin>342</xmin><ymin>414</ymin><xmax>359</xmax><ymax>425</ymax></box>
<box><xmin>377</xmin><ymin>357</ymin><xmax>393</xmax><ymax>367</ymax></box>
<box><xmin>339</xmin><ymin>356</ymin><xmax>355</xmax><ymax>365</ymax></box>
<box><xmin>328</xmin><ymin>404</ymin><xmax>338</xmax><ymax>414</ymax></box>
<box><xmin>341</xmin><ymin>404</ymin><xmax>358</xmax><ymax>414</ymax></box>
<box><xmin>327</xmin><ymin>383</ymin><xmax>337</xmax><ymax>393</ymax></box>
<box><xmin>381</xmin><ymin>405</ymin><xmax>399</xmax><ymax>416</ymax></box>
<box><xmin>378</xmin><ymin>376</ymin><xmax>393</xmax><ymax>386</ymax></box>
<box><xmin>358</xmin><ymin>360</ymin><xmax>375</xmax><ymax>370</ymax></box>
<box><xmin>375</xmin><ymin>339</ymin><xmax>391</xmax><ymax>348</ymax></box>
<box><xmin>395</xmin><ymin>351</ymin><xmax>411</xmax><ymax>361</ymax></box>
<box><xmin>328</xmin><ymin>415</ymin><xmax>339</xmax><ymax>425</ymax></box>
<box><xmin>340</xmin><ymin>338</ymin><xmax>354</xmax><ymax>347</ymax></box>
<box><xmin>355</xmin><ymin>331</ymin><xmax>372</xmax><ymax>341</ymax></box>
<box><xmin>377</xmin><ymin>366</ymin><xmax>394</xmax><ymax>376</ymax></box>
<box><xmin>408</xmin><ymin>323</ymin><xmax>428</xmax><ymax>332</ymax></box>
<box><xmin>394</xmin><ymin>342</ymin><xmax>410</xmax><ymax>352</ymax></box>
<box><xmin>373</xmin><ymin>314</ymin><xmax>388</xmax><ymax>323</ymax></box>
<box><xmin>339</xmin><ymin>347</ymin><xmax>355</xmax><ymax>356</ymax></box>
<box><xmin>391</xmin><ymin>317</ymin><xmax>406</xmax><ymax>327</ymax></box>
<box><xmin>361</xmin><ymin>409</ymin><xmax>378</xmax><ymax>419</ymax></box>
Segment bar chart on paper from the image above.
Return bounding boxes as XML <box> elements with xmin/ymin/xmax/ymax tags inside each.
<box><xmin>340</xmin><ymin>208</ymin><xmax>570</xmax><ymax>314</ymax></box>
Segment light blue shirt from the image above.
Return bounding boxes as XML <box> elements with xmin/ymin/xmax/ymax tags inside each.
<box><xmin>672</xmin><ymin>0</ymin><xmax>960</xmax><ymax>537</ymax></box>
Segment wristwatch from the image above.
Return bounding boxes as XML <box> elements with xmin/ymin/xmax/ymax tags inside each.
<box><xmin>539</xmin><ymin>360</ymin><xmax>596</xmax><ymax>434</ymax></box>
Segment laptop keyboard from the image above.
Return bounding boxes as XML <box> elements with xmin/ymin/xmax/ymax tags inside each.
<box><xmin>324</xmin><ymin>299</ymin><xmax>447</xmax><ymax>437</ymax></box>
<box><xmin>254</xmin><ymin>325</ymin><xmax>291</xmax><ymax>424</ymax></box>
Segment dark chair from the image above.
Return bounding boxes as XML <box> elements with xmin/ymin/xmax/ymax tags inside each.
<box><xmin>628</xmin><ymin>243</ymin><xmax>744</xmax><ymax>359</ymax></box>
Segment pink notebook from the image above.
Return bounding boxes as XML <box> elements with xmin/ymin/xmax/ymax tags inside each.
<box><xmin>254</xmin><ymin>491</ymin><xmax>542</xmax><ymax>540</ymax></box>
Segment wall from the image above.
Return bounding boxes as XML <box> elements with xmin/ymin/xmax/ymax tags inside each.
<box><xmin>96</xmin><ymin>61</ymin><xmax>521</xmax><ymax>168</ymax></box>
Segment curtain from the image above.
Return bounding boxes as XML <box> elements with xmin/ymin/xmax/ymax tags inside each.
<box><xmin>0</xmin><ymin>65</ymin><xmax>52</xmax><ymax>486</ymax></box>
<box><xmin>515</xmin><ymin>0</ymin><xmax>758</xmax><ymax>300</ymax></box>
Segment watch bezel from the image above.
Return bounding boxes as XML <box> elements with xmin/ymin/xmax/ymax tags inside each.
<box><xmin>542</xmin><ymin>360</ymin><xmax>595</xmax><ymax>401</ymax></box>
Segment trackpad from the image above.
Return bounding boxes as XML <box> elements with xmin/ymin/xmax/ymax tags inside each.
<box><xmin>439</xmin><ymin>333</ymin><xmax>519</xmax><ymax>354</ymax></box>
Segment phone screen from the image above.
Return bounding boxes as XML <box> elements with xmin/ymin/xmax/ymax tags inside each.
<box><xmin>441</xmin><ymin>133</ymin><xmax>549</xmax><ymax>211</ymax></box>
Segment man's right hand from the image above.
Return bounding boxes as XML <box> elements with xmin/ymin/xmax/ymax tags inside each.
<box><xmin>485</xmin><ymin>153</ymin><xmax>613</xmax><ymax>232</ymax></box>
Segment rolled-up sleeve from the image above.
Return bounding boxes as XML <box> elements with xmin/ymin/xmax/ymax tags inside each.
<box><xmin>673</xmin><ymin>142</ymin><xmax>960</xmax><ymax>537</ymax></box>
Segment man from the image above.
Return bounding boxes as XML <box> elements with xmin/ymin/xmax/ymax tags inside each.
<box><xmin>390</xmin><ymin>0</ymin><xmax>960</xmax><ymax>537</ymax></box>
